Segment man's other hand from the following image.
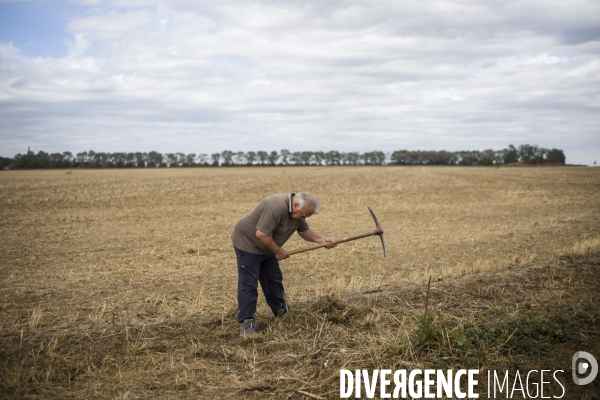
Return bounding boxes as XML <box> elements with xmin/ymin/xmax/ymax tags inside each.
<box><xmin>276</xmin><ymin>248</ymin><xmax>290</xmax><ymax>260</ymax></box>
<box><xmin>321</xmin><ymin>237</ymin><xmax>337</xmax><ymax>249</ymax></box>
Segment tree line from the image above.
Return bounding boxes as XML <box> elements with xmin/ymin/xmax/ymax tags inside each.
<box><xmin>391</xmin><ymin>144</ymin><xmax>565</xmax><ymax>165</ymax></box>
<box><xmin>1</xmin><ymin>144</ymin><xmax>565</xmax><ymax>169</ymax></box>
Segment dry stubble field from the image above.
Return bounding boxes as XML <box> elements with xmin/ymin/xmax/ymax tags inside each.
<box><xmin>1</xmin><ymin>166</ymin><xmax>599</xmax><ymax>399</ymax></box>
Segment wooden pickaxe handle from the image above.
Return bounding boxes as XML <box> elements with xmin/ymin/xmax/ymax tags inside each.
<box><xmin>287</xmin><ymin>229</ymin><xmax>382</xmax><ymax>255</ymax></box>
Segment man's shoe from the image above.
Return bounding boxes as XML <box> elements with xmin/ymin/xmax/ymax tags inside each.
<box><xmin>276</xmin><ymin>308</ymin><xmax>291</xmax><ymax>322</ymax></box>
<box><xmin>240</xmin><ymin>318</ymin><xmax>260</xmax><ymax>338</ymax></box>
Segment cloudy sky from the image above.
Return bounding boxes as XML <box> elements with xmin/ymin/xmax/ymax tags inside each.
<box><xmin>1</xmin><ymin>0</ymin><xmax>599</xmax><ymax>165</ymax></box>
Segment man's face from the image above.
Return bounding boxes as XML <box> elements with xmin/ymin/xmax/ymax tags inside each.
<box><xmin>291</xmin><ymin>201</ymin><xmax>315</xmax><ymax>221</ymax></box>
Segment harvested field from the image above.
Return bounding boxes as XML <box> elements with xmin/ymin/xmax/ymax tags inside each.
<box><xmin>1</xmin><ymin>166</ymin><xmax>599</xmax><ymax>399</ymax></box>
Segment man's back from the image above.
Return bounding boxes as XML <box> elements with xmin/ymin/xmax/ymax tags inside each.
<box><xmin>231</xmin><ymin>194</ymin><xmax>308</xmax><ymax>255</ymax></box>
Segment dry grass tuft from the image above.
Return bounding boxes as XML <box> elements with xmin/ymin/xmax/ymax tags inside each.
<box><xmin>186</xmin><ymin>288</ymin><xmax>206</xmax><ymax>316</ymax></box>
<box><xmin>28</xmin><ymin>307</ymin><xmax>42</xmax><ymax>330</ymax></box>
<box><xmin>88</xmin><ymin>302</ymin><xmax>107</xmax><ymax>324</ymax></box>
<box><xmin>562</xmin><ymin>236</ymin><xmax>600</xmax><ymax>256</ymax></box>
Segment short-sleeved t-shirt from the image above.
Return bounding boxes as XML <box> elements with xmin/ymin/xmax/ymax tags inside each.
<box><xmin>232</xmin><ymin>193</ymin><xmax>309</xmax><ymax>255</ymax></box>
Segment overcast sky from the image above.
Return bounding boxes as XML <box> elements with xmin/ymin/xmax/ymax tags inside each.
<box><xmin>1</xmin><ymin>0</ymin><xmax>599</xmax><ymax>165</ymax></box>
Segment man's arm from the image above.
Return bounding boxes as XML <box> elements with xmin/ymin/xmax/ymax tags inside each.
<box><xmin>298</xmin><ymin>228</ymin><xmax>336</xmax><ymax>248</ymax></box>
<box><xmin>256</xmin><ymin>230</ymin><xmax>290</xmax><ymax>260</ymax></box>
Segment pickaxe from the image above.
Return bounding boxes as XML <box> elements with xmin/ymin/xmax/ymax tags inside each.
<box><xmin>288</xmin><ymin>206</ymin><xmax>386</xmax><ymax>257</ymax></box>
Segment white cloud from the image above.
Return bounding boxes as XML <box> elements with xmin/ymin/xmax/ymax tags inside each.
<box><xmin>0</xmin><ymin>0</ymin><xmax>599</xmax><ymax>164</ymax></box>
<box><xmin>0</xmin><ymin>41</ymin><xmax>21</xmax><ymax>56</ymax></box>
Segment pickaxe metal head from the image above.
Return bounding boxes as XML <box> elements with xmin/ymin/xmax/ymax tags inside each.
<box><xmin>367</xmin><ymin>205</ymin><xmax>387</xmax><ymax>257</ymax></box>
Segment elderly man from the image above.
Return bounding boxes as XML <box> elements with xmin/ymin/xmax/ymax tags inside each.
<box><xmin>231</xmin><ymin>192</ymin><xmax>335</xmax><ymax>337</ymax></box>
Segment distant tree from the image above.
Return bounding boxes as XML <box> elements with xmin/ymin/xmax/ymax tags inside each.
<box><xmin>479</xmin><ymin>149</ymin><xmax>496</xmax><ymax>165</ymax></box>
<box><xmin>503</xmin><ymin>144</ymin><xmax>519</xmax><ymax>164</ymax></box>
<box><xmin>299</xmin><ymin>151</ymin><xmax>313</xmax><ymax>165</ymax></box>
<box><xmin>246</xmin><ymin>151</ymin><xmax>257</xmax><ymax>166</ymax></box>
<box><xmin>234</xmin><ymin>151</ymin><xmax>246</xmax><ymax>166</ymax></box>
<box><xmin>63</xmin><ymin>151</ymin><xmax>74</xmax><ymax>167</ymax></box>
<box><xmin>87</xmin><ymin>150</ymin><xmax>96</xmax><ymax>166</ymax></box>
<box><xmin>457</xmin><ymin>151</ymin><xmax>480</xmax><ymax>165</ymax></box>
<box><xmin>175</xmin><ymin>153</ymin><xmax>186</xmax><ymax>167</ymax></box>
<box><xmin>185</xmin><ymin>153</ymin><xmax>196</xmax><ymax>167</ymax></box>
<box><xmin>546</xmin><ymin>149</ymin><xmax>565</xmax><ymax>164</ymax></box>
<box><xmin>196</xmin><ymin>153</ymin><xmax>209</xmax><ymax>166</ymax></box>
<box><xmin>36</xmin><ymin>151</ymin><xmax>50</xmax><ymax>168</ymax></box>
<box><xmin>325</xmin><ymin>151</ymin><xmax>342</xmax><ymax>165</ymax></box>
<box><xmin>280</xmin><ymin>149</ymin><xmax>291</xmax><ymax>165</ymax></box>
<box><xmin>412</xmin><ymin>151</ymin><xmax>425</xmax><ymax>164</ymax></box>
<box><xmin>390</xmin><ymin>150</ymin><xmax>408</xmax><ymax>165</ymax></box>
<box><xmin>119</xmin><ymin>153</ymin><xmax>128</xmax><ymax>167</ymax></box>
<box><xmin>417</xmin><ymin>151</ymin><xmax>429</xmax><ymax>165</ymax></box>
<box><xmin>342</xmin><ymin>152</ymin><xmax>359</xmax><ymax>165</ymax></box>
<box><xmin>112</xmin><ymin>152</ymin><xmax>126</xmax><ymax>168</ymax></box>
<box><xmin>534</xmin><ymin>147</ymin><xmax>547</xmax><ymax>164</ymax></box>
<box><xmin>432</xmin><ymin>151</ymin><xmax>457</xmax><ymax>165</ymax></box>
<box><xmin>164</xmin><ymin>153</ymin><xmax>175</xmax><ymax>167</ymax></box>
<box><xmin>124</xmin><ymin>152</ymin><xmax>134</xmax><ymax>167</ymax></box>
<box><xmin>221</xmin><ymin>150</ymin><xmax>234</xmax><ymax>166</ymax></box>
<box><xmin>290</xmin><ymin>152</ymin><xmax>302</xmax><ymax>165</ymax></box>
<box><xmin>165</xmin><ymin>153</ymin><xmax>176</xmax><ymax>167</ymax></box>
<box><xmin>12</xmin><ymin>153</ymin><xmax>24</xmax><ymax>168</ymax></box>
<box><xmin>49</xmin><ymin>153</ymin><xmax>63</xmax><ymax>168</ymax></box>
<box><xmin>360</xmin><ymin>151</ymin><xmax>385</xmax><ymax>165</ymax></box>
<box><xmin>134</xmin><ymin>152</ymin><xmax>146</xmax><ymax>167</ymax></box>
<box><xmin>268</xmin><ymin>151</ymin><xmax>279</xmax><ymax>166</ymax></box>
<box><xmin>14</xmin><ymin>150</ymin><xmax>37</xmax><ymax>168</ymax></box>
<box><xmin>96</xmin><ymin>152</ymin><xmax>108</xmax><ymax>168</ymax></box>
<box><xmin>493</xmin><ymin>150</ymin><xmax>504</xmax><ymax>165</ymax></box>
<box><xmin>373</xmin><ymin>151</ymin><xmax>386</xmax><ymax>165</ymax></box>
<box><xmin>148</xmin><ymin>151</ymin><xmax>163</xmax><ymax>167</ymax></box>
<box><xmin>210</xmin><ymin>153</ymin><xmax>221</xmax><ymax>166</ymax></box>
<box><xmin>0</xmin><ymin>156</ymin><xmax>12</xmax><ymax>169</ymax></box>
<box><xmin>361</xmin><ymin>151</ymin><xmax>374</xmax><ymax>165</ymax></box>
<box><xmin>257</xmin><ymin>151</ymin><xmax>269</xmax><ymax>165</ymax></box>
<box><xmin>313</xmin><ymin>151</ymin><xmax>326</xmax><ymax>165</ymax></box>
<box><xmin>518</xmin><ymin>144</ymin><xmax>535</xmax><ymax>164</ymax></box>
<box><xmin>76</xmin><ymin>151</ymin><xmax>87</xmax><ymax>167</ymax></box>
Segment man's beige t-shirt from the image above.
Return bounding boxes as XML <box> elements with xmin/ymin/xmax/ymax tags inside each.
<box><xmin>232</xmin><ymin>194</ymin><xmax>309</xmax><ymax>255</ymax></box>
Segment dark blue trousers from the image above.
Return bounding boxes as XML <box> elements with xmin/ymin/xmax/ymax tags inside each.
<box><xmin>234</xmin><ymin>247</ymin><xmax>288</xmax><ymax>323</ymax></box>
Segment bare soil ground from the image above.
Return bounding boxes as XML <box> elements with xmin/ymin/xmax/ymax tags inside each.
<box><xmin>0</xmin><ymin>166</ymin><xmax>599</xmax><ymax>399</ymax></box>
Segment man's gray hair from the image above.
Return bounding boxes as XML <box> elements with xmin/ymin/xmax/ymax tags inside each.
<box><xmin>293</xmin><ymin>192</ymin><xmax>321</xmax><ymax>214</ymax></box>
